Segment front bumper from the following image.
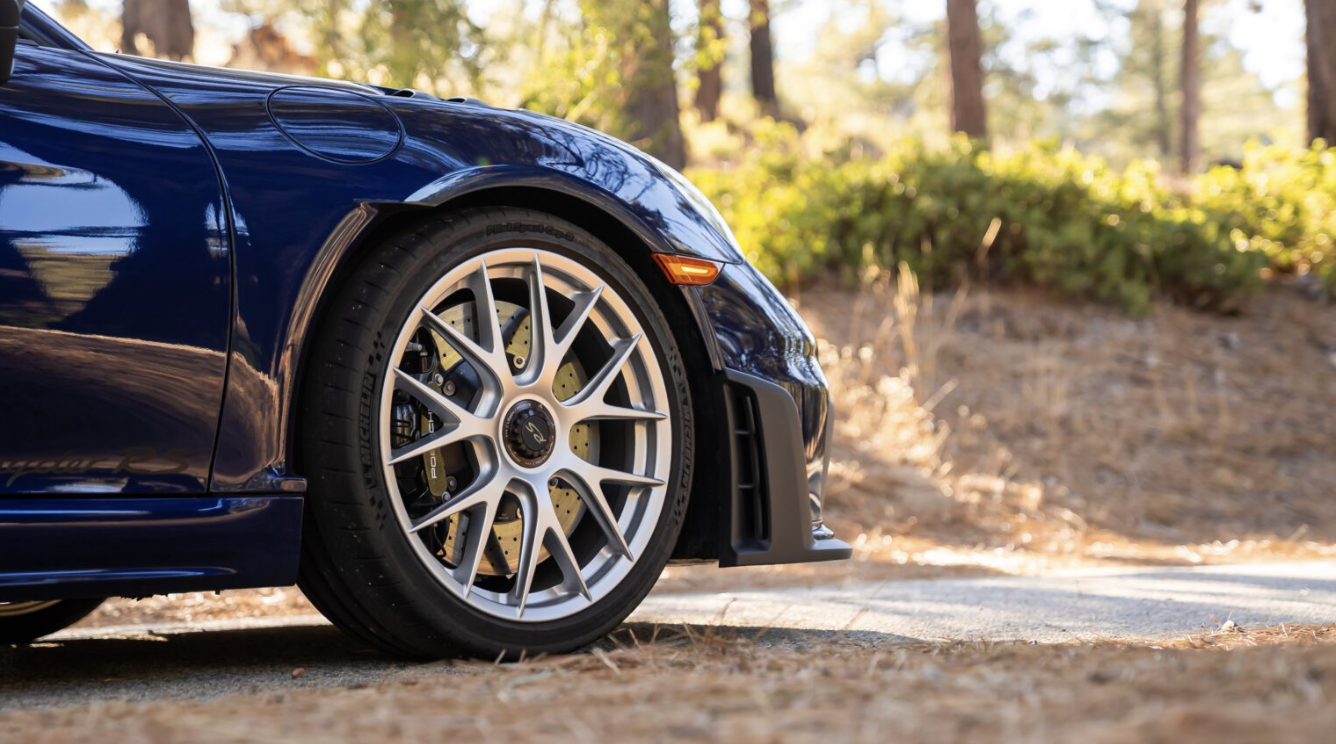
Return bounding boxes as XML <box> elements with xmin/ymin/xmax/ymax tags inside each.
<box><xmin>694</xmin><ymin>263</ymin><xmax>852</xmax><ymax>567</ymax></box>
<box><xmin>719</xmin><ymin>370</ymin><xmax>851</xmax><ymax>566</ymax></box>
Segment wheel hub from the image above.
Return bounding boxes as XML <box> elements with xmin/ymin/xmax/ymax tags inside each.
<box><xmin>502</xmin><ymin>400</ymin><xmax>556</xmax><ymax>467</ymax></box>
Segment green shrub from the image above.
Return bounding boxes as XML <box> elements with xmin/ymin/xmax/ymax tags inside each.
<box><xmin>689</xmin><ymin>125</ymin><xmax>1335</xmax><ymax>313</ymax></box>
<box><xmin>1194</xmin><ymin>142</ymin><xmax>1336</xmax><ymax>288</ymax></box>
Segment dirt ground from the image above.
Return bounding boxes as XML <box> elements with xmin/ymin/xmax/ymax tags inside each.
<box><xmin>799</xmin><ymin>273</ymin><xmax>1336</xmax><ymax>567</ymax></box>
<box><xmin>5</xmin><ymin>624</ymin><xmax>1334</xmax><ymax>744</ymax></box>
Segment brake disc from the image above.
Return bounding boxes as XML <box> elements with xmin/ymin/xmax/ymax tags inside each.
<box><xmin>421</xmin><ymin>300</ymin><xmax>593</xmax><ymax>576</ymax></box>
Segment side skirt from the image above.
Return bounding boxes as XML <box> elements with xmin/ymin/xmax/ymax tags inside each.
<box><xmin>0</xmin><ymin>496</ymin><xmax>302</xmax><ymax>602</ymax></box>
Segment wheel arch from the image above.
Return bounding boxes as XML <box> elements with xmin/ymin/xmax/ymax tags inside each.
<box><xmin>286</xmin><ymin>186</ymin><xmax>727</xmax><ymax>561</ymax></box>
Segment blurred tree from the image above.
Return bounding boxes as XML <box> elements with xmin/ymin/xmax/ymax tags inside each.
<box><xmin>341</xmin><ymin>0</ymin><xmax>485</xmax><ymax>92</ymax></box>
<box><xmin>749</xmin><ymin>0</ymin><xmax>778</xmax><ymax>117</ymax></box>
<box><xmin>96</xmin><ymin>0</ymin><xmax>1285</xmax><ymax>170</ymax></box>
<box><xmin>978</xmin><ymin>8</ymin><xmax>1096</xmax><ymax>147</ymax></box>
<box><xmin>1145</xmin><ymin>0</ymin><xmax>1173</xmax><ymax>157</ymax></box>
<box><xmin>1098</xmin><ymin>0</ymin><xmax>1173</xmax><ymax>157</ymax></box>
<box><xmin>1092</xmin><ymin>0</ymin><xmax>1170</xmax><ymax>160</ymax></box>
<box><xmin>121</xmin><ymin>0</ymin><xmax>194</xmax><ymax>60</ymax></box>
<box><xmin>695</xmin><ymin>0</ymin><xmax>724</xmax><ymax>122</ymax></box>
<box><xmin>227</xmin><ymin>21</ymin><xmax>316</xmax><ymax>75</ymax></box>
<box><xmin>945</xmin><ymin>0</ymin><xmax>986</xmax><ymax>138</ymax></box>
<box><xmin>776</xmin><ymin>1</ymin><xmax>937</xmax><ymax>154</ymax></box>
<box><xmin>226</xmin><ymin>0</ymin><xmax>488</xmax><ymax>93</ymax></box>
<box><xmin>1180</xmin><ymin>0</ymin><xmax>1201</xmax><ymax>172</ymax></box>
<box><xmin>582</xmin><ymin>0</ymin><xmax>686</xmax><ymax>168</ymax></box>
<box><xmin>1089</xmin><ymin>0</ymin><xmax>1279</xmax><ymax>166</ymax></box>
<box><xmin>1307</xmin><ymin>0</ymin><xmax>1336</xmax><ymax>143</ymax></box>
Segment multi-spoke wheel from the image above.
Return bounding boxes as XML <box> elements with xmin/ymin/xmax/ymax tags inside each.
<box><xmin>299</xmin><ymin>208</ymin><xmax>693</xmax><ymax>659</ymax></box>
<box><xmin>0</xmin><ymin>599</ymin><xmax>103</xmax><ymax>644</ymax></box>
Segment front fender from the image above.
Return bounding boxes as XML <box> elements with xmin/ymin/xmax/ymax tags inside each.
<box><xmin>399</xmin><ymin>163</ymin><xmax>716</xmax><ymax>262</ymax></box>
<box><xmin>386</xmin><ymin>100</ymin><xmax>747</xmax><ymax>266</ymax></box>
<box><xmin>98</xmin><ymin>54</ymin><xmax>744</xmax><ymax>492</ymax></box>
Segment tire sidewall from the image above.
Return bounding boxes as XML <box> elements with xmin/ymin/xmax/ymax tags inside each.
<box><xmin>0</xmin><ymin>598</ymin><xmax>104</xmax><ymax>645</ymax></box>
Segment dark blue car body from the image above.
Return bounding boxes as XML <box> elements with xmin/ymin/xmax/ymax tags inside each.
<box><xmin>0</xmin><ymin>5</ymin><xmax>848</xmax><ymax>604</ymax></box>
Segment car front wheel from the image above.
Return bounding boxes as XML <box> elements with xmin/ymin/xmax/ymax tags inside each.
<box><xmin>298</xmin><ymin>207</ymin><xmax>693</xmax><ymax>659</ymax></box>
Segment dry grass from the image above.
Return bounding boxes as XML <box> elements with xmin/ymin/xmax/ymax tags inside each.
<box><xmin>83</xmin><ymin>588</ymin><xmax>317</xmax><ymax>628</ymax></box>
<box><xmin>798</xmin><ymin>273</ymin><xmax>1336</xmax><ymax>569</ymax></box>
<box><xmin>5</xmin><ymin>624</ymin><xmax>1336</xmax><ymax>743</ymax></box>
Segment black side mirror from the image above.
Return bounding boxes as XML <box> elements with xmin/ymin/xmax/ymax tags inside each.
<box><xmin>0</xmin><ymin>0</ymin><xmax>20</xmax><ymax>86</ymax></box>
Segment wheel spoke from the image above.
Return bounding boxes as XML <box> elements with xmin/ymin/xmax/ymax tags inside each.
<box><xmin>388</xmin><ymin>424</ymin><xmax>472</xmax><ymax>466</ymax></box>
<box><xmin>583</xmin><ymin>462</ymin><xmax>665</xmax><ymax>489</ymax></box>
<box><xmin>561</xmin><ymin>466</ymin><xmax>634</xmax><ymax>561</ymax></box>
<box><xmin>549</xmin><ymin>285</ymin><xmax>603</xmax><ymax>373</ymax></box>
<box><xmin>562</xmin><ymin>333</ymin><xmax>641</xmax><ymax>411</ymax></box>
<box><xmin>419</xmin><ymin>305</ymin><xmax>507</xmax><ymax>393</ymax></box>
<box><xmin>509</xmin><ymin>481</ymin><xmax>594</xmax><ymax>614</ymax></box>
<box><xmin>392</xmin><ymin>368</ymin><xmax>486</xmax><ymax>434</ymax></box>
<box><xmin>543</xmin><ymin>524</ymin><xmax>591</xmax><ymax>600</ymax></box>
<box><xmin>569</xmin><ymin>403</ymin><xmax>667</xmax><ymax>424</ymax></box>
<box><xmin>468</xmin><ymin>259</ymin><xmax>507</xmax><ymax>364</ymax></box>
<box><xmin>454</xmin><ymin>499</ymin><xmax>499</xmax><ymax>598</ymax></box>
<box><xmin>410</xmin><ymin>473</ymin><xmax>507</xmax><ymax>534</ymax></box>
<box><xmin>510</xmin><ymin>492</ymin><xmax>543</xmax><ymax>617</ymax></box>
<box><xmin>523</xmin><ymin>255</ymin><xmax>557</xmax><ymax>385</ymax></box>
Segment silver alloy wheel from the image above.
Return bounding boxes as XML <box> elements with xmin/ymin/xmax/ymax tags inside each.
<box><xmin>379</xmin><ymin>248</ymin><xmax>672</xmax><ymax>622</ymax></box>
<box><xmin>0</xmin><ymin>601</ymin><xmax>60</xmax><ymax>617</ymax></box>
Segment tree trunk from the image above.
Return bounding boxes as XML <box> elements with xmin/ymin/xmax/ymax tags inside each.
<box><xmin>1306</xmin><ymin>0</ymin><xmax>1336</xmax><ymax>144</ymax></box>
<box><xmin>121</xmin><ymin>0</ymin><xmax>194</xmax><ymax>61</ymax></box>
<box><xmin>622</xmin><ymin>0</ymin><xmax>687</xmax><ymax>169</ymax></box>
<box><xmin>695</xmin><ymin>0</ymin><xmax>724</xmax><ymax>122</ymax></box>
<box><xmin>1148</xmin><ymin>0</ymin><xmax>1172</xmax><ymax>158</ymax></box>
<box><xmin>945</xmin><ymin>0</ymin><xmax>987</xmax><ymax>139</ymax></box>
<box><xmin>1179</xmin><ymin>0</ymin><xmax>1201</xmax><ymax>173</ymax></box>
<box><xmin>748</xmin><ymin>0</ymin><xmax>778</xmax><ymax>117</ymax></box>
<box><xmin>229</xmin><ymin>22</ymin><xmax>317</xmax><ymax>75</ymax></box>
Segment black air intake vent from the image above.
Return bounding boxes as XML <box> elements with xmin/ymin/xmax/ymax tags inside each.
<box><xmin>730</xmin><ymin>388</ymin><xmax>770</xmax><ymax>547</ymax></box>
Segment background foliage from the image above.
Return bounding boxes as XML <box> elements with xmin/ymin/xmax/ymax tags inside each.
<box><xmin>693</xmin><ymin>125</ymin><xmax>1334</xmax><ymax>312</ymax></box>
<box><xmin>59</xmin><ymin>0</ymin><xmax>1336</xmax><ymax>311</ymax></box>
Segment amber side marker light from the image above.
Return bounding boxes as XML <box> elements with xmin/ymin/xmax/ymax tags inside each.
<box><xmin>652</xmin><ymin>254</ymin><xmax>722</xmax><ymax>286</ymax></box>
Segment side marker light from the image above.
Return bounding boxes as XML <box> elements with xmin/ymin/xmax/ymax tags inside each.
<box><xmin>652</xmin><ymin>254</ymin><xmax>722</xmax><ymax>286</ymax></box>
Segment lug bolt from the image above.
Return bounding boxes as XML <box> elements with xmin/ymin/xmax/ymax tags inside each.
<box><xmin>442</xmin><ymin>380</ymin><xmax>457</xmax><ymax>396</ymax></box>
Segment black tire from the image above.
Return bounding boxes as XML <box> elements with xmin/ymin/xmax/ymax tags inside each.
<box><xmin>298</xmin><ymin>207</ymin><xmax>694</xmax><ymax>660</ymax></box>
<box><xmin>0</xmin><ymin>599</ymin><xmax>104</xmax><ymax>645</ymax></box>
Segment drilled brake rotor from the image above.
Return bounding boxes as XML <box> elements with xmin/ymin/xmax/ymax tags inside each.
<box><xmin>421</xmin><ymin>301</ymin><xmax>593</xmax><ymax>576</ymax></box>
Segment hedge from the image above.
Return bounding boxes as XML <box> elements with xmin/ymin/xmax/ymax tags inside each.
<box><xmin>689</xmin><ymin>124</ymin><xmax>1334</xmax><ymax>313</ymax></box>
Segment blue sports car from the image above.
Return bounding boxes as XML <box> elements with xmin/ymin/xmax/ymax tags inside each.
<box><xmin>0</xmin><ymin>1</ymin><xmax>848</xmax><ymax>658</ymax></box>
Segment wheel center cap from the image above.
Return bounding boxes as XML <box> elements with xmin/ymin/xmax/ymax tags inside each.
<box><xmin>503</xmin><ymin>400</ymin><xmax>557</xmax><ymax>467</ymax></box>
